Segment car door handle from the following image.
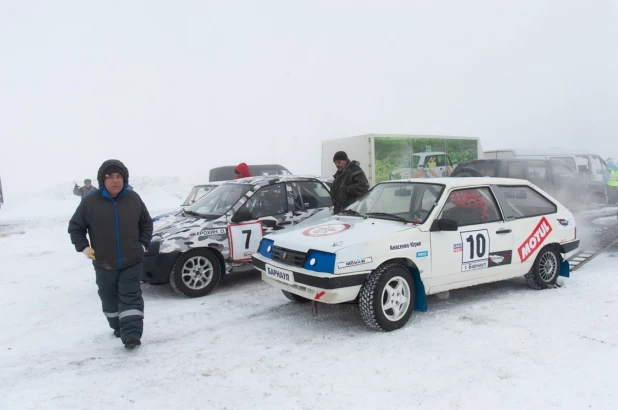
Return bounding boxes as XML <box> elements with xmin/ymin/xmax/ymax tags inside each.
<box><xmin>496</xmin><ymin>229</ymin><xmax>511</xmax><ymax>234</ymax></box>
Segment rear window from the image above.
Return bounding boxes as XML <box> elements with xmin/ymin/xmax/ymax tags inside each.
<box><xmin>496</xmin><ymin>185</ymin><xmax>557</xmax><ymax>220</ymax></box>
<box><xmin>460</xmin><ymin>161</ymin><xmax>498</xmax><ymax>177</ymax></box>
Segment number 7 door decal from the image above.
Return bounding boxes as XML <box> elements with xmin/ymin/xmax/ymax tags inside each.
<box><xmin>242</xmin><ymin>230</ymin><xmax>252</xmax><ymax>249</ymax></box>
<box><xmin>229</xmin><ymin>222</ymin><xmax>263</xmax><ymax>262</ymax></box>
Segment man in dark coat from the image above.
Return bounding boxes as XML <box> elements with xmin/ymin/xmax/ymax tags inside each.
<box><xmin>68</xmin><ymin>159</ymin><xmax>153</xmax><ymax>348</ymax></box>
<box><xmin>330</xmin><ymin>151</ymin><xmax>370</xmax><ymax>214</ymax></box>
<box><xmin>73</xmin><ymin>179</ymin><xmax>97</xmax><ymax>198</ymax></box>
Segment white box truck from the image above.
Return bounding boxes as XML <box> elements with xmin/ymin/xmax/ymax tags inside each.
<box><xmin>321</xmin><ymin>134</ymin><xmax>484</xmax><ymax>186</ymax></box>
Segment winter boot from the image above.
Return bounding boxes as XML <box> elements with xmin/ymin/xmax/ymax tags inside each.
<box><xmin>124</xmin><ymin>336</ymin><xmax>141</xmax><ymax>349</ymax></box>
<box><xmin>113</xmin><ymin>329</ymin><xmax>120</xmax><ymax>338</ymax></box>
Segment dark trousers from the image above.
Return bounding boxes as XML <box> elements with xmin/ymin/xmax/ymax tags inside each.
<box><xmin>607</xmin><ymin>186</ymin><xmax>618</xmax><ymax>205</ymax></box>
<box><xmin>94</xmin><ymin>262</ymin><xmax>144</xmax><ymax>342</ymax></box>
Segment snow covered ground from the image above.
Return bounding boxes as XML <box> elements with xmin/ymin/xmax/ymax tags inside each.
<box><xmin>1</xmin><ymin>181</ymin><xmax>617</xmax><ymax>409</ymax></box>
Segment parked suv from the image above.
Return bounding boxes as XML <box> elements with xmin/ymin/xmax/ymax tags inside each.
<box><xmin>209</xmin><ymin>164</ymin><xmax>292</xmax><ymax>182</ymax></box>
<box><xmin>451</xmin><ymin>159</ymin><xmax>606</xmax><ymax>208</ymax></box>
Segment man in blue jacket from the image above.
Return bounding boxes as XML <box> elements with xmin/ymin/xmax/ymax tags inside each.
<box><xmin>68</xmin><ymin>160</ymin><xmax>153</xmax><ymax>348</ymax></box>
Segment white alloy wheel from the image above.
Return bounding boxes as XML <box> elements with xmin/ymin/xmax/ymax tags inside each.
<box><xmin>182</xmin><ymin>256</ymin><xmax>214</xmax><ymax>290</ymax></box>
<box><xmin>381</xmin><ymin>277</ymin><xmax>411</xmax><ymax>322</ymax></box>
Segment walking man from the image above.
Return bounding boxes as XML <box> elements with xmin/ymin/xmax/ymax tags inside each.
<box><xmin>330</xmin><ymin>151</ymin><xmax>370</xmax><ymax>214</ymax></box>
<box><xmin>605</xmin><ymin>159</ymin><xmax>618</xmax><ymax>205</ymax></box>
<box><xmin>73</xmin><ymin>179</ymin><xmax>97</xmax><ymax>198</ymax></box>
<box><xmin>68</xmin><ymin>159</ymin><xmax>153</xmax><ymax>348</ymax></box>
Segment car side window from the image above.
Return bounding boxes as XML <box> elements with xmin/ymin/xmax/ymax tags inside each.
<box><xmin>496</xmin><ymin>185</ymin><xmax>557</xmax><ymax>219</ymax></box>
<box><xmin>290</xmin><ymin>181</ymin><xmax>332</xmax><ymax>210</ymax></box>
<box><xmin>551</xmin><ymin>163</ymin><xmax>577</xmax><ymax>178</ymax></box>
<box><xmin>507</xmin><ymin>162</ymin><xmax>526</xmax><ymax>179</ymax></box>
<box><xmin>591</xmin><ymin>155</ymin><xmax>604</xmax><ymax>176</ymax></box>
<box><xmin>237</xmin><ymin>183</ymin><xmax>287</xmax><ymax>219</ymax></box>
<box><xmin>439</xmin><ymin>187</ymin><xmax>502</xmax><ymax>227</ymax></box>
<box><xmin>527</xmin><ymin>161</ymin><xmax>548</xmax><ymax>181</ymax></box>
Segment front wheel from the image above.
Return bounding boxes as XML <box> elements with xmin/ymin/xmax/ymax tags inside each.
<box><xmin>170</xmin><ymin>249</ymin><xmax>221</xmax><ymax>297</ymax></box>
<box><xmin>525</xmin><ymin>246</ymin><xmax>560</xmax><ymax>290</ymax></box>
<box><xmin>360</xmin><ymin>263</ymin><xmax>416</xmax><ymax>331</ymax></box>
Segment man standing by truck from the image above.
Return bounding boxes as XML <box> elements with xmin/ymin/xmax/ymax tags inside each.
<box><xmin>605</xmin><ymin>158</ymin><xmax>618</xmax><ymax>204</ymax></box>
<box><xmin>330</xmin><ymin>151</ymin><xmax>370</xmax><ymax>214</ymax></box>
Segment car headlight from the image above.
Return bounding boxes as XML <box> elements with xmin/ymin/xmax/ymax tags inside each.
<box><xmin>303</xmin><ymin>250</ymin><xmax>335</xmax><ymax>274</ymax></box>
<box><xmin>258</xmin><ymin>238</ymin><xmax>274</xmax><ymax>259</ymax></box>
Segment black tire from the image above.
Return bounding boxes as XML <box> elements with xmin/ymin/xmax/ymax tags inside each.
<box><xmin>450</xmin><ymin>167</ymin><xmax>482</xmax><ymax>178</ymax></box>
<box><xmin>360</xmin><ymin>263</ymin><xmax>416</xmax><ymax>331</ymax></box>
<box><xmin>587</xmin><ymin>192</ymin><xmax>607</xmax><ymax>205</ymax></box>
<box><xmin>170</xmin><ymin>249</ymin><xmax>221</xmax><ymax>297</ymax></box>
<box><xmin>281</xmin><ymin>290</ymin><xmax>311</xmax><ymax>303</ymax></box>
<box><xmin>524</xmin><ymin>246</ymin><xmax>561</xmax><ymax>290</ymax></box>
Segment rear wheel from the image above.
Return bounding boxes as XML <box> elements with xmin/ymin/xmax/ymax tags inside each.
<box><xmin>281</xmin><ymin>290</ymin><xmax>311</xmax><ymax>303</ymax></box>
<box><xmin>170</xmin><ymin>249</ymin><xmax>221</xmax><ymax>297</ymax></box>
<box><xmin>360</xmin><ymin>264</ymin><xmax>415</xmax><ymax>331</ymax></box>
<box><xmin>525</xmin><ymin>246</ymin><xmax>560</xmax><ymax>290</ymax></box>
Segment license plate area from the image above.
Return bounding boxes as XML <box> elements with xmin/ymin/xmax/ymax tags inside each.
<box><xmin>265</xmin><ymin>264</ymin><xmax>295</xmax><ymax>284</ymax></box>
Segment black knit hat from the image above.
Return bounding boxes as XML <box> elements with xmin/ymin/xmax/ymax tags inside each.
<box><xmin>97</xmin><ymin>159</ymin><xmax>129</xmax><ymax>187</ymax></box>
<box><xmin>333</xmin><ymin>151</ymin><xmax>349</xmax><ymax>162</ymax></box>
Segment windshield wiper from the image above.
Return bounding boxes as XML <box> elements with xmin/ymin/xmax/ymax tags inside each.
<box><xmin>338</xmin><ymin>209</ymin><xmax>362</xmax><ymax>217</ymax></box>
<box><xmin>365</xmin><ymin>212</ymin><xmax>410</xmax><ymax>223</ymax></box>
<box><xmin>184</xmin><ymin>210</ymin><xmax>202</xmax><ymax>217</ymax></box>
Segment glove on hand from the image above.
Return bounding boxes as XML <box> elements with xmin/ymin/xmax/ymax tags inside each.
<box><xmin>82</xmin><ymin>247</ymin><xmax>95</xmax><ymax>260</ymax></box>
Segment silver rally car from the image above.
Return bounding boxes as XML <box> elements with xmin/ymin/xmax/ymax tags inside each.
<box><xmin>143</xmin><ymin>175</ymin><xmax>333</xmax><ymax>297</ymax></box>
<box><xmin>252</xmin><ymin>177</ymin><xmax>580</xmax><ymax>331</ymax></box>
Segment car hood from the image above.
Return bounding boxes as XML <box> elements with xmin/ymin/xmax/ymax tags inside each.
<box><xmin>267</xmin><ymin>215</ymin><xmax>414</xmax><ymax>253</ymax></box>
<box><xmin>152</xmin><ymin>213</ymin><xmax>228</xmax><ymax>241</ymax></box>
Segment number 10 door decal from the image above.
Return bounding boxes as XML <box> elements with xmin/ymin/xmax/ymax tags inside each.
<box><xmin>229</xmin><ymin>222</ymin><xmax>264</xmax><ymax>261</ymax></box>
<box><xmin>460</xmin><ymin>229</ymin><xmax>490</xmax><ymax>271</ymax></box>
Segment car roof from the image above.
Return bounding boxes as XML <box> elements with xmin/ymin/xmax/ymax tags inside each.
<box><xmin>380</xmin><ymin>177</ymin><xmax>532</xmax><ymax>187</ymax></box>
<box><xmin>220</xmin><ymin>175</ymin><xmax>327</xmax><ymax>187</ymax></box>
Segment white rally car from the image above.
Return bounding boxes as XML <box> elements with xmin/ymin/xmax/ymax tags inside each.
<box><xmin>252</xmin><ymin>177</ymin><xmax>580</xmax><ymax>331</ymax></box>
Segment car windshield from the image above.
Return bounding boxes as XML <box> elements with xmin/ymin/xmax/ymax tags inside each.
<box><xmin>181</xmin><ymin>185</ymin><xmax>218</xmax><ymax>207</ymax></box>
<box><xmin>346</xmin><ymin>182</ymin><xmax>445</xmax><ymax>224</ymax></box>
<box><xmin>186</xmin><ymin>184</ymin><xmax>252</xmax><ymax>218</ymax></box>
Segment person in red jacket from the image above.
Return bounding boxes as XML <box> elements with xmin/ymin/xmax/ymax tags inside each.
<box><xmin>234</xmin><ymin>163</ymin><xmax>252</xmax><ymax>179</ymax></box>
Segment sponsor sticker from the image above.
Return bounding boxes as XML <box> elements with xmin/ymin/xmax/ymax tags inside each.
<box><xmin>518</xmin><ymin>217</ymin><xmax>553</xmax><ymax>262</ymax></box>
<box><xmin>556</xmin><ymin>217</ymin><xmax>575</xmax><ymax>229</ymax></box>
<box><xmin>416</xmin><ymin>251</ymin><xmax>429</xmax><ymax>258</ymax></box>
<box><xmin>453</xmin><ymin>243</ymin><xmax>463</xmax><ymax>253</ymax></box>
<box><xmin>337</xmin><ymin>257</ymin><xmax>373</xmax><ymax>269</ymax></box>
<box><xmin>389</xmin><ymin>241</ymin><xmax>422</xmax><ymax>251</ymax></box>
<box><xmin>196</xmin><ymin>228</ymin><xmax>227</xmax><ymax>236</ymax></box>
<box><xmin>462</xmin><ymin>260</ymin><xmax>489</xmax><ymax>271</ymax></box>
<box><xmin>303</xmin><ymin>223</ymin><xmax>352</xmax><ymax>237</ymax></box>
<box><xmin>488</xmin><ymin>250</ymin><xmax>512</xmax><ymax>267</ymax></box>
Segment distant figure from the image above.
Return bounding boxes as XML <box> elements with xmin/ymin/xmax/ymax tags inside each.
<box><xmin>234</xmin><ymin>163</ymin><xmax>252</xmax><ymax>179</ymax></box>
<box><xmin>330</xmin><ymin>151</ymin><xmax>370</xmax><ymax>214</ymax></box>
<box><xmin>73</xmin><ymin>179</ymin><xmax>97</xmax><ymax>198</ymax></box>
<box><xmin>605</xmin><ymin>159</ymin><xmax>618</xmax><ymax>204</ymax></box>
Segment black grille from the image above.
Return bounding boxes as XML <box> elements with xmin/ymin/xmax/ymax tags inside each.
<box><xmin>271</xmin><ymin>246</ymin><xmax>306</xmax><ymax>267</ymax></box>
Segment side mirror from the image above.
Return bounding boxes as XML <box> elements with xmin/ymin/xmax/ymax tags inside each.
<box><xmin>231</xmin><ymin>209</ymin><xmax>253</xmax><ymax>223</ymax></box>
<box><xmin>430</xmin><ymin>218</ymin><xmax>459</xmax><ymax>232</ymax></box>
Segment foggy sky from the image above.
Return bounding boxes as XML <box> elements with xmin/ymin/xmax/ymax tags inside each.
<box><xmin>1</xmin><ymin>0</ymin><xmax>617</xmax><ymax>194</ymax></box>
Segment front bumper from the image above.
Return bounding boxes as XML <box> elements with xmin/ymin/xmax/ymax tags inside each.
<box><xmin>252</xmin><ymin>254</ymin><xmax>368</xmax><ymax>304</ymax></box>
<box><xmin>141</xmin><ymin>250</ymin><xmax>179</xmax><ymax>283</ymax></box>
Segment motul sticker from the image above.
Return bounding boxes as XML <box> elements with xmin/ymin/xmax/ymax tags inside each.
<box><xmin>518</xmin><ymin>217</ymin><xmax>553</xmax><ymax>262</ymax></box>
